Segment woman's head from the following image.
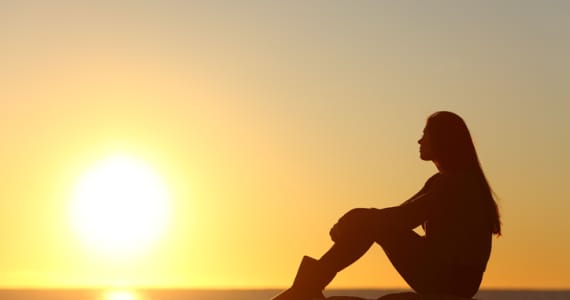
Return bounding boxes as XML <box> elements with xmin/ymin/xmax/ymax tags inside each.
<box><xmin>421</xmin><ymin>111</ymin><xmax>502</xmax><ymax>235</ymax></box>
<box><xmin>422</xmin><ymin>111</ymin><xmax>478</xmax><ymax>172</ymax></box>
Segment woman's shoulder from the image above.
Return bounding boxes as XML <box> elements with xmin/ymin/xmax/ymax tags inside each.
<box><xmin>429</xmin><ymin>171</ymin><xmax>480</xmax><ymax>196</ymax></box>
<box><xmin>427</xmin><ymin>172</ymin><xmax>457</xmax><ymax>188</ymax></box>
<box><xmin>436</xmin><ymin>171</ymin><xmax>490</xmax><ymax>205</ymax></box>
<box><xmin>424</xmin><ymin>173</ymin><xmax>442</xmax><ymax>186</ymax></box>
<box><xmin>436</xmin><ymin>170</ymin><xmax>478</xmax><ymax>185</ymax></box>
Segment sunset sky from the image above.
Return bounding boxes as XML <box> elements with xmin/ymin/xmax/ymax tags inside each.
<box><xmin>1</xmin><ymin>1</ymin><xmax>569</xmax><ymax>290</ymax></box>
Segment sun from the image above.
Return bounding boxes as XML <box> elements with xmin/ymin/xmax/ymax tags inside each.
<box><xmin>70</xmin><ymin>153</ymin><xmax>171</xmax><ymax>256</ymax></box>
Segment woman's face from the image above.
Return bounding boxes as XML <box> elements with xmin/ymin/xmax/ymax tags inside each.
<box><xmin>418</xmin><ymin>127</ymin><xmax>435</xmax><ymax>161</ymax></box>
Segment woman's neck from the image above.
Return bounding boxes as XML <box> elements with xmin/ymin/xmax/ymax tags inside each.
<box><xmin>434</xmin><ymin>161</ymin><xmax>446</xmax><ymax>174</ymax></box>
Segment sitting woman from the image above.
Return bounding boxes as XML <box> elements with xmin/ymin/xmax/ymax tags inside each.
<box><xmin>272</xmin><ymin>111</ymin><xmax>501</xmax><ymax>300</ymax></box>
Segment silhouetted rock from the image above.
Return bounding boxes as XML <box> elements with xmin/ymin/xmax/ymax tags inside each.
<box><xmin>327</xmin><ymin>292</ymin><xmax>474</xmax><ymax>300</ymax></box>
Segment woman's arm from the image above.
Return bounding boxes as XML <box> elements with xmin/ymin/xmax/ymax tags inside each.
<box><xmin>384</xmin><ymin>190</ymin><xmax>438</xmax><ymax>230</ymax></box>
<box><xmin>379</xmin><ymin>173</ymin><xmax>444</xmax><ymax>229</ymax></box>
<box><xmin>400</xmin><ymin>173</ymin><xmax>440</xmax><ymax>206</ymax></box>
<box><xmin>329</xmin><ymin>174</ymin><xmax>446</xmax><ymax>241</ymax></box>
<box><xmin>329</xmin><ymin>191</ymin><xmax>440</xmax><ymax>242</ymax></box>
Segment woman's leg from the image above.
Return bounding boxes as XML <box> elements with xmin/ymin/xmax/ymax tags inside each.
<box><xmin>378</xmin><ymin>227</ymin><xmax>482</xmax><ymax>298</ymax></box>
<box><xmin>318</xmin><ymin>230</ymin><xmax>375</xmax><ymax>273</ymax></box>
<box><xmin>320</xmin><ymin>208</ymin><xmax>481</xmax><ymax>297</ymax></box>
<box><xmin>271</xmin><ymin>208</ymin><xmax>379</xmax><ymax>300</ymax></box>
<box><xmin>318</xmin><ymin>208</ymin><xmax>432</xmax><ymax>293</ymax></box>
<box><xmin>272</xmin><ymin>208</ymin><xmax>435</xmax><ymax>300</ymax></box>
<box><xmin>374</xmin><ymin>226</ymin><xmax>433</xmax><ymax>293</ymax></box>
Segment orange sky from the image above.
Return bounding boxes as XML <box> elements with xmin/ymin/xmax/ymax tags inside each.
<box><xmin>1</xmin><ymin>1</ymin><xmax>569</xmax><ymax>289</ymax></box>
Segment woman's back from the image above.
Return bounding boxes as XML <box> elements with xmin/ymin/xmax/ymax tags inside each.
<box><xmin>424</xmin><ymin>171</ymin><xmax>493</xmax><ymax>272</ymax></box>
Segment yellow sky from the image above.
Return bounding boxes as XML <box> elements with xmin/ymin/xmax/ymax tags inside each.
<box><xmin>1</xmin><ymin>1</ymin><xmax>569</xmax><ymax>290</ymax></box>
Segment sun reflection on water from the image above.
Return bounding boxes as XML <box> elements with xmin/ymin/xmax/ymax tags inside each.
<box><xmin>104</xmin><ymin>290</ymin><xmax>139</xmax><ymax>300</ymax></box>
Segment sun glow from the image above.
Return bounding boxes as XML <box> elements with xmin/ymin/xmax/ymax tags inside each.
<box><xmin>70</xmin><ymin>153</ymin><xmax>171</xmax><ymax>256</ymax></box>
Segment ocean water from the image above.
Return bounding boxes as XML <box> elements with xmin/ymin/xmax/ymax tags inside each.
<box><xmin>0</xmin><ymin>289</ymin><xmax>568</xmax><ymax>300</ymax></box>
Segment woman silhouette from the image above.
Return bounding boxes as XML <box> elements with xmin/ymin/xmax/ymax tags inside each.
<box><xmin>272</xmin><ymin>111</ymin><xmax>501</xmax><ymax>300</ymax></box>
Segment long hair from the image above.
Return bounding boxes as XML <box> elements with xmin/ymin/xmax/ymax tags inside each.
<box><xmin>426</xmin><ymin>111</ymin><xmax>502</xmax><ymax>235</ymax></box>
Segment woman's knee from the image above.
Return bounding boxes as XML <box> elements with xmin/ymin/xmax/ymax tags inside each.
<box><xmin>340</xmin><ymin>208</ymin><xmax>376</xmax><ymax>228</ymax></box>
<box><xmin>330</xmin><ymin>208</ymin><xmax>377</xmax><ymax>242</ymax></box>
